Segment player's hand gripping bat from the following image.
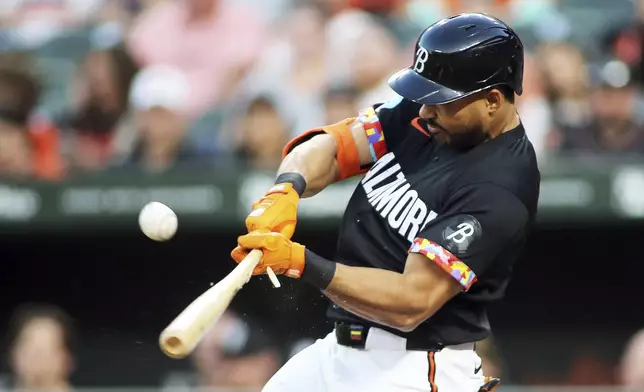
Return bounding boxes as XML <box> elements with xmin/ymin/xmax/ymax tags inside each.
<box><xmin>160</xmin><ymin>182</ymin><xmax>298</xmax><ymax>358</ymax></box>
<box><xmin>159</xmin><ymin>250</ymin><xmax>279</xmax><ymax>359</ymax></box>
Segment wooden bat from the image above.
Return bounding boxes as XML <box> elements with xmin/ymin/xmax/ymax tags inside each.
<box><xmin>159</xmin><ymin>249</ymin><xmax>280</xmax><ymax>359</ymax></box>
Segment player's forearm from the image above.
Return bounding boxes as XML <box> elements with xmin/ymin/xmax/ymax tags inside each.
<box><xmin>324</xmin><ymin>264</ymin><xmax>425</xmax><ymax>331</ymax></box>
<box><xmin>277</xmin><ymin>134</ymin><xmax>339</xmax><ymax>198</ymax></box>
<box><xmin>302</xmin><ymin>251</ymin><xmax>427</xmax><ymax>331</ymax></box>
<box><xmin>324</xmin><ymin>289</ymin><xmax>410</xmax><ymax>331</ymax></box>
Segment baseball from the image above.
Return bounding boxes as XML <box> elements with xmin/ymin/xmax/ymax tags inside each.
<box><xmin>138</xmin><ymin>201</ymin><xmax>178</xmax><ymax>241</ymax></box>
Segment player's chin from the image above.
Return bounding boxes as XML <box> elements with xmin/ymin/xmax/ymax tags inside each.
<box><xmin>432</xmin><ymin>131</ymin><xmax>450</xmax><ymax>144</ymax></box>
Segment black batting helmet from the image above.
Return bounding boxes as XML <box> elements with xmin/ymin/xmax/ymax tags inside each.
<box><xmin>388</xmin><ymin>13</ymin><xmax>524</xmax><ymax>105</ymax></box>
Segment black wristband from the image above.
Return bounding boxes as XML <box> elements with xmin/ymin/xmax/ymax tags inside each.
<box><xmin>275</xmin><ymin>172</ymin><xmax>307</xmax><ymax>196</ymax></box>
<box><xmin>301</xmin><ymin>249</ymin><xmax>337</xmax><ymax>290</ymax></box>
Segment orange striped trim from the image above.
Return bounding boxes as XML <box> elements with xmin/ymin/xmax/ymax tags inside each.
<box><xmin>428</xmin><ymin>352</ymin><xmax>437</xmax><ymax>392</ymax></box>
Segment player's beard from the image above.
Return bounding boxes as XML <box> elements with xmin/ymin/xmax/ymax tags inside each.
<box><xmin>448</xmin><ymin>127</ymin><xmax>488</xmax><ymax>150</ymax></box>
<box><xmin>425</xmin><ymin>118</ymin><xmax>487</xmax><ymax>150</ymax></box>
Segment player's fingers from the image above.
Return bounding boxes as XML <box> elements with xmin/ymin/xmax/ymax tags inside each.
<box><xmin>237</xmin><ymin>232</ymin><xmax>262</xmax><ymax>248</ymax></box>
<box><xmin>230</xmin><ymin>246</ymin><xmax>248</xmax><ymax>263</ymax></box>
<box><xmin>278</xmin><ymin>221</ymin><xmax>296</xmax><ymax>239</ymax></box>
<box><xmin>245</xmin><ymin>215</ymin><xmax>263</xmax><ymax>232</ymax></box>
<box><xmin>252</xmin><ymin>264</ymin><xmax>268</xmax><ymax>275</ymax></box>
<box><xmin>238</xmin><ymin>231</ymin><xmax>280</xmax><ymax>250</ymax></box>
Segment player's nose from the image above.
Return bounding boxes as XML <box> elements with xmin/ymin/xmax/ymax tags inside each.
<box><xmin>419</xmin><ymin>104</ymin><xmax>437</xmax><ymax>120</ymax></box>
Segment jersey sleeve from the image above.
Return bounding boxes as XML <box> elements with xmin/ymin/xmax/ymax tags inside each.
<box><xmin>408</xmin><ymin>183</ymin><xmax>528</xmax><ymax>291</ymax></box>
<box><xmin>357</xmin><ymin>96</ymin><xmax>419</xmax><ymax>162</ymax></box>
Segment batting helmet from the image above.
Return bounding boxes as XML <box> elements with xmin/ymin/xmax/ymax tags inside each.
<box><xmin>388</xmin><ymin>13</ymin><xmax>524</xmax><ymax>105</ymax></box>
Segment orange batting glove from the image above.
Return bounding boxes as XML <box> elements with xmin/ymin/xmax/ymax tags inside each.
<box><xmin>245</xmin><ymin>183</ymin><xmax>300</xmax><ymax>238</ymax></box>
<box><xmin>231</xmin><ymin>231</ymin><xmax>305</xmax><ymax>278</ymax></box>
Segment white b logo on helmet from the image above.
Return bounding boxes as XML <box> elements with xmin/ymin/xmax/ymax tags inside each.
<box><xmin>413</xmin><ymin>47</ymin><xmax>429</xmax><ymax>73</ymax></box>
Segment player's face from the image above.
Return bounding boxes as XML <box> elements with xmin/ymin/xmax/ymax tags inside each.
<box><xmin>419</xmin><ymin>90</ymin><xmax>500</xmax><ymax>149</ymax></box>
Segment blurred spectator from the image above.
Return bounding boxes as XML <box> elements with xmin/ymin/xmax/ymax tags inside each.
<box><xmin>323</xmin><ymin>3</ymin><xmax>374</xmax><ymax>84</ymax></box>
<box><xmin>322</xmin><ymin>4</ymin><xmax>401</xmax><ymax>107</ymax></box>
<box><xmin>127</xmin><ymin>0</ymin><xmax>268</xmax><ymax>118</ymax></box>
<box><xmin>193</xmin><ymin>311</ymin><xmax>280</xmax><ymax>388</ymax></box>
<box><xmin>451</xmin><ymin>0</ymin><xmax>510</xmax><ymax>19</ymax></box>
<box><xmin>0</xmin><ymin>116</ymin><xmax>32</xmax><ymax>178</ymax></box>
<box><xmin>161</xmin><ymin>310</ymin><xmax>280</xmax><ymax>389</ymax></box>
<box><xmin>324</xmin><ymin>85</ymin><xmax>359</xmax><ymax>125</ymax></box>
<box><xmin>604</xmin><ymin>0</ymin><xmax>644</xmax><ymax>87</ymax></box>
<box><xmin>229</xmin><ymin>0</ymin><xmax>294</xmax><ymax>24</ymax></box>
<box><xmin>59</xmin><ymin>45</ymin><xmax>138</xmax><ymax>173</ymax></box>
<box><xmin>516</xmin><ymin>52</ymin><xmax>554</xmax><ymax>161</ymax></box>
<box><xmin>0</xmin><ymin>0</ymin><xmax>640</xmax><ymax>176</ymax></box>
<box><xmin>234</xmin><ymin>96</ymin><xmax>290</xmax><ymax>171</ymax></box>
<box><xmin>5</xmin><ymin>303</ymin><xmax>75</xmax><ymax>391</ymax></box>
<box><xmin>0</xmin><ymin>67</ymin><xmax>35</xmax><ymax>179</ymax></box>
<box><xmin>367</xmin><ymin>0</ymin><xmax>438</xmax><ymax>48</ymax></box>
<box><xmin>315</xmin><ymin>0</ymin><xmax>351</xmax><ymax>16</ymax></box>
<box><xmin>508</xmin><ymin>0</ymin><xmax>563</xmax><ymax>29</ymax></box>
<box><xmin>606</xmin><ymin>24</ymin><xmax>644</xmax><ymax>86</ymax></box>
<box><xmin>536</xmin><ymin>42</ymin><xmax>592</xmax><ymax>131</ymax></box>
<box><xmin>348</xmin><ymin>19</ymin><xmax>401</xmax><ymax>109</ymax></box>
<box><xmin>620</xmin><ymin>328</ymin><xmax>644</xmax><ymax>388</ymax></box>
<box><xmin>113</xmin><ymin>65</ymin><xmax>199</xmax><ymax>172</ymax></box>
<box><xmin>0</xmin><ymin>61</ymin><xmax>62</xmax><ymax>180</ymax></box>
<box><xmin>0</xmin><ymin>0</ymin><xmax>105</xmax><ymax>48</ymax></box>
<box><xmin>239</xmin><ymin>4</ymin><xmax>329</xmax><ymax>137</ymax></box>
<box><xmin>561</xmin><ymin>60</ymin><xmax>644</xmax><ymax>154</ymax></box>
<box><xmin>565</xmin><ymin>352</ymin><xmax>616</xmax><ymax>386</ymax></box>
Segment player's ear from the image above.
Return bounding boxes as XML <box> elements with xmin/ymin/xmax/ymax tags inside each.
<box><xmin>485</xmin><ymin>89</ymin><xmax>503</xmax><ymax>114</ymax></box>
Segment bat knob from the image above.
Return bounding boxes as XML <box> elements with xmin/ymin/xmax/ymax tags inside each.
<box><xmin>160</xmin><ymin>334</ymin><xmax>189</xmax><ymax>359</ymax></box>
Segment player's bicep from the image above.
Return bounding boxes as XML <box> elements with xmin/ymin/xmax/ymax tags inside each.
<box><xmin>403</xmin><ymin>252</ymin><xmax>463</xmax><ymax>321</ymax></box>
<box><xmin>409</xmin><ymin>184</ymin><xmax>528</xmax><ymax>291</ymax></box>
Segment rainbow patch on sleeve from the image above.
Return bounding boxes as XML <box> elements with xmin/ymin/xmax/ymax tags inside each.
<box><xmin>409</xmin><ymin>238</ymin><xmax>478</xmax><ymax>291</ymax></box>
<box><xmin>358</xmin><ymin>107</ymin><xmax>387</xmax><ymax>161</ymax></box>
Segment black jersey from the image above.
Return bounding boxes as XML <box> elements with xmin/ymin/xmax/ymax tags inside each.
<box><xmin>328</xmin><ymin>97</ymin><xmax>541</xmax><ymax>347</ymax></box>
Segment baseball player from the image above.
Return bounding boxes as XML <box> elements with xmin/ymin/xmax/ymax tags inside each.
<box><xmin>231</xmin><ymin>13</ymin><xmax>540</xmax><ymax>392</ymax></box>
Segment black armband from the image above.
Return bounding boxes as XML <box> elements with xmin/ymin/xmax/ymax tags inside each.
<box><xmin>302</xmin><ymin>249</ymin><xmax>337</xmax><ymax>290</ymax></box>
<box><xmin>275</xmin><ymin>172</ymin><xmax>307</xmax><ymax>197</ymax></box>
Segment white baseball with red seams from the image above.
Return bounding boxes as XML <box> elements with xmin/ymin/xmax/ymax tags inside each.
<box><xmin>138</xmin><ymin>202</ymin><xmax>178</xmax><ymax>241</ymax></box>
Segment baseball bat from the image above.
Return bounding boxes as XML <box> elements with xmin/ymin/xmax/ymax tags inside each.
<box><xmin>159</xmin><ymin>249</ymin><xmax>279</xmax><ymax>359</ymax></box>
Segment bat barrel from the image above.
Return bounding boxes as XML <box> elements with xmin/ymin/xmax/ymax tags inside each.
<box><xmin>158</xmin><ymin>249</ymin><xmax>264</xmax><ymax>359</ymax></box>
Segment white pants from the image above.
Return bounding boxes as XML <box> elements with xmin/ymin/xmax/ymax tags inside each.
<box><xmin>263</xmin><ymin>328</ymin><xmax>486</xmax><ymax>392</ymax></box>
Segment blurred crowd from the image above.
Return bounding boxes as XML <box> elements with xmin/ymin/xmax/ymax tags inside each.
<box><xmin>0</xmin><ymin>0</ymin><xmax>644</xmax><ymax>181</ymax></box>
<box><xmin>1</xmin><ymin>303</ymin><xmax>644</xmax><ymax>390</ymax></box>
